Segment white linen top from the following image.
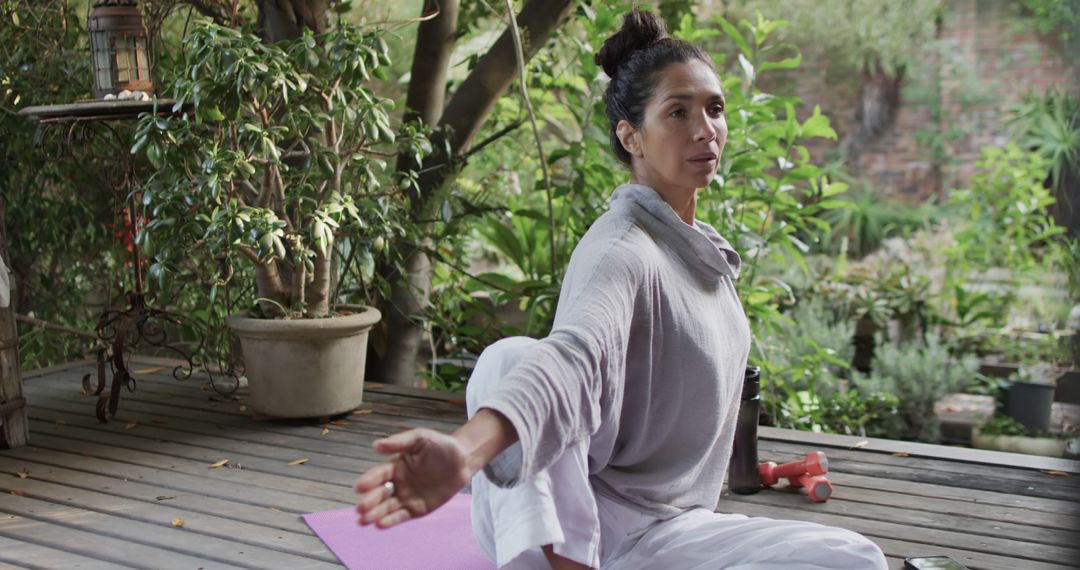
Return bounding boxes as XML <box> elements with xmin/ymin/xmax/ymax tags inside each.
<box><xmin>479</xmin><ymin>183</ymin><xmax>752</xmax><ymax>517</ymax></box>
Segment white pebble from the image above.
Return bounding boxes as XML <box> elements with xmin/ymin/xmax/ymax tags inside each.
<box><xmin>103</xmin><ymin>93</ymin><xmax>116</xmax><ymax>100</ymax></box>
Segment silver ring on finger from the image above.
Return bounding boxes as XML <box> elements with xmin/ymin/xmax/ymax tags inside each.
<box><xmin>383</xmin><ymin>480</ymin><xmax>396</xmax><ymax>497</ymax></box>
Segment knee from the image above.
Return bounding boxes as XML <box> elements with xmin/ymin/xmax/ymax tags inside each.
<box><xmin>465</xmin><ymin>336</ymin><xmax>539</xmax><ymax>415</ymax></box>
<box><xmin>813</xmin><ymin>527</ymin><xmax>887</xmax><ymax>570</ymax></box>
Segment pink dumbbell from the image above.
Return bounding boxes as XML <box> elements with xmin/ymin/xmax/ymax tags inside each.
<box><xmin>758</xmin><ymin>451</ymin><xmax>833</xmax><ymax>503</ymax></box>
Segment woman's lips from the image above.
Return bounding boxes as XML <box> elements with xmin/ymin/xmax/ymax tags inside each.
<box><xmin>689</xmin><ymin>153</ymin><xmax>717</xmax><ymax>167</ymax></box>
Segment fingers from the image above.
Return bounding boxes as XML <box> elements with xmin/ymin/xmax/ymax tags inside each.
<box><xmin>354</xmin><ymin>461</ymin><xmax>395</xmax><ymax>493</ymax></box>
<box><xmin>359</xmin><ymin>495</ymin><xmax>403</xmax><ymax>526</ymax></box>
<box><xmin>372</xmin><ymin>428</ymin><xmax>427</xmax><ymax>455</ymax></box>
<box><xmin>376</xmin><ymin>508</ymin><xmax>413</xmax><ymax>529</ymax></box>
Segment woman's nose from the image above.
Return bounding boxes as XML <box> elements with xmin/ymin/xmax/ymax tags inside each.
<box><xmin>693</xmin><ymin>113</ymin><xmax>718</xmax><ymax>142</ymax></box>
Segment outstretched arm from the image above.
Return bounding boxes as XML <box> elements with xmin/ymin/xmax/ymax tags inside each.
<box><xmin>354</xmin><ymin>408</ymin><xmax>518</xmax><ymax>529</ymax></box>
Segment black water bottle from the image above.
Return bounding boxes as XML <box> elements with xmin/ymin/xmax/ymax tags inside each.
<box><xmin>729</xmin><ymin>366</ymin><xmax>762</xmax><ymax>495</ymax></box>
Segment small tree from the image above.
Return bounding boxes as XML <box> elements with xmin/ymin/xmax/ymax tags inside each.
<box><xmin>134</xmin><ymin>21</ymin><xmax>429</xmax><ymax>318</ymax></box>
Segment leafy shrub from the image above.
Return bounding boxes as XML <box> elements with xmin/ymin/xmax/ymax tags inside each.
<box><xmin>852</xmin><ymin>332</ymin><xmax>979</xmax><ymax>442</ymax></box>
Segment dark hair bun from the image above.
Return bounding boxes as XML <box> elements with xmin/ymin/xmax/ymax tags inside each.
<box><xmin>595</xmin><ymin>7</ymin><xmax>668</xmax><ymax>79</ymax></box>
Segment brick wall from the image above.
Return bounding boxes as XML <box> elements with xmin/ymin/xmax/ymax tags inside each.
<box><xmin>762</xmin><ymin>0</ymin><xmax>1078</xmax><ymax>203</ymax></box>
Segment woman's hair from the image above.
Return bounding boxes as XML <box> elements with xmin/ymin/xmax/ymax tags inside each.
<box><xmin>595</xmin><ymin>7</ymin><xmax>715</xmax><ymax>166</ymax></box>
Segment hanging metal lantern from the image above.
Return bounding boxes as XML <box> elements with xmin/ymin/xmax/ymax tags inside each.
<box><xmin>88</xmin><ymin>0</ymin><xmax>153</xmax><ymax>99</ymax></box>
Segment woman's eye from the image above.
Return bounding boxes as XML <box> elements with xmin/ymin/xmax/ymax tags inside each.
<box><xmin>710</xmin><ymin>104</ymin><xmax>725</xmax><ymax>115</ymax></box>
<box><xmin>668</xmin><ymin>108</ymin><xmax>686</xmax><ymax>118</ymax></box>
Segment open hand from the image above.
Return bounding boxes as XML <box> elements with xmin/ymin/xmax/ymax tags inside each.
<box><xmin>355</xmin><ymin>428</ymin><xmax>472</xmax><ymax>529</ymax></box>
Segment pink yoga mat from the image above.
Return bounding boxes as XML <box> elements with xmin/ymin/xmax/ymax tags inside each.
<box><xmin>303</xmin><ymin>493</ymin><xmax>495</xmax><ymax>569</ymax></box>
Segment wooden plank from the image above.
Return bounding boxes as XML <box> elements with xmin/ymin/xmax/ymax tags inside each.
<box><xmin>22</xmin><ymin>378</ymin><xmax>455</xmax><ymax>440</ymax></box>
<box><xmin>23</xmin><ymin>420</ymin><xmax>367</xmax><ymax>493</ymax></box>
<box><xmin>0</xmin><ymin>533</ymin><xmax>138</xmax><ymax>569</ymax></box>
<box><xmin>715</xmin><ymin>498</ymin><xmax>1078</xmax><ymax>567</ymax></box>
<box><xmin>24</xmin><ymin>407</ymin><xmax>376</xmax><ymax>479</ymax></box>
<box><xmin>0</xmin><ymin>510</ymin><xmax>246</xmax><ymax>570</ymax></box>
<box><xmin>20</xmin><ymin>359</ymin><xmax>96</xmax><ymax>380</ymax></box>
<box><xmin>758</xmin><ymin>440</ymin><xmax>1080</xmax><ymax>495</ymax></box>
<box><xmin>25</xmin><ymin>393</ymin><xmax>389</xmax><ymax>464</ymax></box>
<box><xmin>0</xmin><ymin>456</ymin><xmax>320</xmax><ymax>536</ymax></box>
<box><xmin>760</xmin><ymin>426</ymin><xmax>1080</xmax><ymax>473</ymax></box>
<box><xmin>27</xmin><ymin>363</ymin><xmax>470</xmax><ymax>422</ymax></box>
<box><xmin>365</xmin><ymin>381</ymin><xmax>464</xmax><ymax>403</ymax></box>
<box><xmin>24</xmin><ymin>374</ymin><xmax>463</xmax><ymax>434</ymax></box>
<box><xmin>757</xmin><ymin>442</ymin><xmax>1079</xmax><ymax>502</ymax></box>
<box><xmin>21</xmin><ymin>382</ymin><xmax>436</xmax><ymax>457</ymax></box>
<box><xmin>0</xmin><ymin>474</ymin><xmax>337</xmax><ymax>562</ymax></box>
<box><xmin>0</xmin><ymin>493</ymin><xmax>339</xmax><ymax>568</ymax></box>
<box><xmin>823</xmin><ymin>478</ymin><xmax>1080</xmax><ymax>531</ymax></box>
<box><xmin>825</xmin><ymin>470</ymin><xmax>1080</xmax><ymax>518</ymax></box>
<box><xmin>724</xmin><ymin>486</ymin><xmax>1078</xmax><ymax>548</ymax></box>
<box><xmin>868</xmin><ymin>535</ymin><xmax>1077</xmax><ymax>570</ymax></box>
<box><xmin>1</xmin><ymin>446</ymin><xmax>349</xmax><ymax>515</ymax></box>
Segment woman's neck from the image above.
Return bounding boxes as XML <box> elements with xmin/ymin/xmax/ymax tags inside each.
<box><xmin>629</xmin><ymin>174</ymin><xmax>698</xmax><ymax>225</ymax></box>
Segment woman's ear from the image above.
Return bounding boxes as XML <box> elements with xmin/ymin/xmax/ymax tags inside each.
<box><xmin>616</xmin><ymin>120</ymin><xmax>643</xmax><ymax>158</ymax></box>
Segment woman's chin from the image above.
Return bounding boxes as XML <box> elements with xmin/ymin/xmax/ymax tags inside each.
<box><xmin>686</xmin><ymin>173</ymin><xmax>716</xmax><ymax>190</ymax></box>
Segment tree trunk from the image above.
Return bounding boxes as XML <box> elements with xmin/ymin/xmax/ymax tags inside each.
<box><xmin>375</xmin><ymin>0</ymin><xmax>460</xmax><ymax>386</ymax></box>
<box><xmin>373</xmin><ymin>0</ymin><xmax>574</xmax><ymax>386</ymax></box>
<box><xmin>256</xmin><ymin>0</ymin><xmax>328</xmax><ymax>42</ymax></box>
<box><xmin>842</xmin><ymin>60</ymin><xmax>903</xmax><ymax>159</ymax></box>
<box><xmin>250</xmin><ymin>0</ymin><xmax>328</xmax><ymax>318</ymax></box>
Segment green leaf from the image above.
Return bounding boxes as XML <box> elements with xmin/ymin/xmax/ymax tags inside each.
<box><xmin>759</xmin><ymin>53</ymin><xmax>801</xmax><ymax>72</ymax></box>
<box><xmin>716</xmin><ymin>17</ymin><xmax>752</xmax><ymax>59</ymax></box>
<box><xmin>800</xmin><ymin>106</ymin><xmax>837</xmax><ymax>140</ymax></box>
<box><xmin>737</xmin><ymin>53</ymin><xmax>756</xmax><ymax>84</ymax></box>
<box><xmin>205</xmin><ymin>106</ymin><xmax>226</xmax><ymax>122</ymax></box>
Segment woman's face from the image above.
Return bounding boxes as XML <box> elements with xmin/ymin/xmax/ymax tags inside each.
<box><xmin>618</xmin><ymin>59</ymin><xmax>727</xmax><ymax>194</ymax></box>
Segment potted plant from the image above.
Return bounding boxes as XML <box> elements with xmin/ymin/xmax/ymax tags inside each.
<box><xmin>999</xmin><ymin>367</ymin><xmax>1059</xmax><ymax>434</ymax></box>
<box><xmin>133</xmin><ymin>22</ymin><xmax>429</xmax><ymax>417</ymax></box>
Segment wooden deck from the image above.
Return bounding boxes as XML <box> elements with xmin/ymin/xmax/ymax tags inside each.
<box><xmin>1</xmin><ymin>359</ymin><xmax>1078</xmax><ymax>570</ymax></box>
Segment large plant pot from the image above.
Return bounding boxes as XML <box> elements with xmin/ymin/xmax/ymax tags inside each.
<box><xmin>226</xmin><ymin>305</ymin><xmax>381</xmax><ymax>418</ymax></box>
<box><xmin>1002</xmin><ymin>380</ymin><xmax>1055</xmax><ymax>434</ymax></box>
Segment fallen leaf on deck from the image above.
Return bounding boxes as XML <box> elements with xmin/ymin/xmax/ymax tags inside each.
<box><xmin>200</xmin><ymin>383</ymin><xmax>210</xmax><ymax>391</ymax></box>
<box><xmin>849</xmin><ymin>440</ymin><xmax>870</xmax><ymax>449</ymax></box>
<box><xmin>55</xmin><ymin>420</ymin><xmax>66</xmax><ymax>426</ymax></box>
<box><xmin>151</xmin><ymin>418</ymin><xmax>167</xmax><ymax>425</ymax></box>
<box><xmin>9</xmin><ymin>490</ymin><xmax>22</xmax><ymax>496</ymax></box>
<box><xmin>239</xmin><ymin>405</ymin><xmax>247</xmax><ymax>412</ymax></box>
<box><xmin>288</xmin><ymin>458</ymin><xmax>309</xmax><ymax>466</ymax></box>
<box><xmin>171</xmin><ymin>517</ymin><xmax>184</xmax><ymax>527</ymax></box>
<box><xmin>320</xmin><ymin>428</ymin><xmax>330</xmax><ymax>436</ymax></box>
<box><xmin>448</xmin><ymin>398</ymin><xmax>466</xmax><ymax>407</ymax></box>
<box><xmin>124</xmin><ymin>422</ymin><xmax>137</xmax><ymax>430</ymax></box>
<box><xmin>209</xmin><ymin>459</ymin><xmax>229</xmax><ymax>468</ymax></box>
<box><xmin>17</xmin><ymin>469</ymin><xmax>29</xmax><ymax>480</ymax></box>
<box><xmin>156</xmin><ymin>495</ymin><xmax>175</xmax><ymax>501</ymax></box>
<box><xmin>269</xmin><ymin>507</ymin><xmax>282</xmax><ymax>512</ymax></box>
<box><xmin>351</xmin><ymin>410</ymin><xmax>372</xmax><ymax>415</ymax></box>
<box><xmin>133</xmin><ymin>367</ymin><xmax>164</xmax><ymax>375</ymax></box>
<box><xmin>892</xmin><ymin>452</ymin><xmax>910</xmax><ymax>457</ymax></box>
<box><xmin>1041</xmin><ymin>470</ymin><xmax>1069</xmax><ymax>477</ymax></box>
<box><xmin>330</xmin><ymin>420</ymin><xmax>351</xmax><ymax>426</ymax></box>
<box><xmin>942</xmin><ymin>405</ymin><xmax>959</xmax><ymax>412</ymax></box>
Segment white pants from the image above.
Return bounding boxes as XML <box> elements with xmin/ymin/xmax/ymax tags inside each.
<box><xmin>466</xmin><ymin>337</ymin><xmax>888</xmax><ymax>570</ymax></box>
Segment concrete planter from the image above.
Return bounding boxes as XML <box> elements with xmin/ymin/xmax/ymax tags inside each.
<box><xmin>226</xmin><ymin>305</ymin><xmax>381</xmax><ymax>418</ymax></box>
<box><xmin>971</xmin><ymin>427</ymin><xmax>1068</xmax><ymax>458</ymax></box>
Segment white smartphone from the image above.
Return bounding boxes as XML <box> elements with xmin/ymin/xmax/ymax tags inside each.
<box><xmin>903</xmin><ymin>555</ymin><xmax>969</xmax><ymax>570</ymax></box>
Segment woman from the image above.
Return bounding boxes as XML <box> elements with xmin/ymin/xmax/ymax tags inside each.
<box><xmin>356</xmin><ymin>8</ymin><xmax>888</xmax><ymax>569</ymax></box>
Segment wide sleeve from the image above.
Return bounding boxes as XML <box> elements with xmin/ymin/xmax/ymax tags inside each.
<box><xmin>477</xmin><ymin>238</ymin><xmax>641</xmax><ymax>487</ymax></box>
